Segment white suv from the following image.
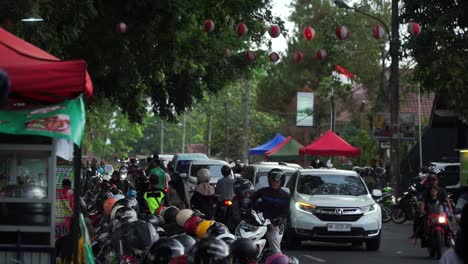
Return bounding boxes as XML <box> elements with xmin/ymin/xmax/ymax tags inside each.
<box><xmin>285</xmin><ymin>169</ymin><xmax>382</xmax><ymax>250</ymax></box>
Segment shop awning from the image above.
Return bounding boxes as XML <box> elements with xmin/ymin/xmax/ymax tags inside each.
<box><xmin>249</xmin><ymin>133</ymin><xmax>285</xmax><ymax>155</ymax></box>
<box><xmin>299</xmin><ymin>130</ymin><xmax>361</xmax><ymax>156</ymax></box>
<box><xmin>0</xmin><ymin>27</ymin><xmax>93</xmax><ymax>102</ymax></box>
<box><xmin>264</xmin><ymin>136</ymin><xmax>303</xmax><ymax>161</ymax></box>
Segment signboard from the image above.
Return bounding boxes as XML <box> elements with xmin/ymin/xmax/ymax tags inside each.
<box><xmin>56</xmin><ymin>163</ymin><xmax>74</xmax><ymax>188</ymax></box>
<box><xmin>296</xmin><ymin>92</ymin><xmax>314</xmax><ymax>127</ymax></box>
<box><xmin>460</xmin><ymin>150</ymin><xmax>468</xmax><ymax>187</ymax></box>
<box><xmin>0</xmin><ymin>95</ymin><xmax>85</xmax><ymax>145</ymax></box>
<box><xmin>373</xmin><ymin>112</ymin><xmax>415</xmax><ymax>140</ymax></box>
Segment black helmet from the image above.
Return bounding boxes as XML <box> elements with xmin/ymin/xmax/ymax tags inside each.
<box><xmin>140</xmin><ymin>214</ymin><xmax>163</xmax><ymax>228</ymax></box>
<box><xmin>100</xmin><ymin>181</ymin><xmax>112</xmax><ymax>192</ymax></box>
<box><xmin>205</xmin><ymin>222</ymin><xmax>230</xmax><ymax>239</ymax></box>
<box><xmin>88</xmin><ymin>176</ymin><xmax>103</xmax><ymax>192</ymax></box>
<box><xmin>126</xmin><ymin>220</ymin><xmax>159</xmax><ymax>251</ymax></box>
<box><xmin>143</xmin><ymin>238</ymin><xmax>185</xmax><ymax>264</ymax></box>
<box><xmin>114</xmin><ymin>207</ymin><xmax>138</xmax><ymax>221</ymax></box>
<box><xmin>171</xmin><ymin>234</ymin><xmax>196</xmax><ymax>254</ymax></box>
<box><xmin>135</xmin><ymin>175</ymin><xmax>149</xmax><ymax>192</ymax></box>
<box><xmin>164</xmin><ymin>206</ymin><xmax>180</xmax><ymax>224</ymax></box>
<box><xmin>221</xmin><ymin>165</ymin><xmax>232</xmax><ymax>177</ymax></box>
<box><xmin>230</xmin><ymin>238</ymin><xmax>257</xmax><ymax>264</ymax></box>
<box><xmin>187</xmin><ymin>238</ymin><xmax>230</xmax><ymax>264</ymax></box>
<box><xmin>114</xmin><ymin>198</ymin><xmax>139</xmax><ymax>214</ymax></box>
<box><xmin>233</xmin><ymin>179</ymin><xmax>254</xmax><ymax>197</ymax></box>
<box><xmin>267</xmin><ymin>168</ymin><xmax>286</xmax><ymax>187</ymax></box>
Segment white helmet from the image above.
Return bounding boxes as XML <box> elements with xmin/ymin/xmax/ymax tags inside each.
<box><xmin>197</xmin><ymin>168</ymin><xmax>211</xmax><ymax>183</ymax></box>
<box><xmin>176</xmin><ymin>209</ymin><xmax>194</xmax><ymax>227</ymax></box>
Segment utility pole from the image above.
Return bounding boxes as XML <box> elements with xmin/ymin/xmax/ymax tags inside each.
<box><xmin>182</xmin><ymin>114</ymin><xmax>186</xmax><ymax>153</ymax></box>
<box><xmin>242</xmin><ymin>79</ymin><xmax>250</xmax><ymax>164</ymax></box>
<box><xmin>224</xmin><ymin>102</ymin><xmax>228</xmax><ymax>160</ymax></box>
<box><xmin>389</xmin><ymin>0</ymin><xmax>401</xmax><ymax>194</ymax></box>
<box><xmin>160</xmin><ymin>120</ymin><xmax>164</xmax><ymax>154</ymax></box>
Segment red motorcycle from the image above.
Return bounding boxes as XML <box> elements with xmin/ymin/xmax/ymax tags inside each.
<box><xmin>423</xmin><ymin>205</ymin><xmax>454</xmax><ymax>259</ymax></box>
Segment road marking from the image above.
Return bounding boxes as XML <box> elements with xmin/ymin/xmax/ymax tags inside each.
<box><xmin>303</xmin><ymin>254</ymin><xmax>326</xmax><ymax>263</ymax></box>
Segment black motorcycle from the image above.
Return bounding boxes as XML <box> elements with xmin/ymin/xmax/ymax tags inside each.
<box><xmin>391</xmin><ymin>184</ymin><xmax>420</xmax><ymax>224</ymax></box>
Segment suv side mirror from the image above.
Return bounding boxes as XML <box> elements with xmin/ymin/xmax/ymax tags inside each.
<box><xmin>372</xmin><ymin>189</ymin><xmax>382</xmax><ymax>197</ymax></box>
<box><xmin>180</xmin><ymin>173</ymin><xmax>187</xmax><ymax>179</ymax></box>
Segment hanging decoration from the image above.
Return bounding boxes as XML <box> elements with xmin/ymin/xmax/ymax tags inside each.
<box><xmin>336</xmin><ymin>26</ymin><xmax>350</xmax><ymax>41</ymax></box>
<box><xmin>204</xmin><ymin>20</ymin><xmax>215</xmax><ymax>33</ymax></box>
<box><xmin>269</xmin><ymin>25</ymin><xmax>281</xmax><ymax>38</ymax></box>
<box><xmin>303</xmin><ymin>26</ymin><xmax>316</xmax><ymax>41</ymax></box>
<box><xmin>316</xmin><ymin>49</ymin><xmax>327</xmax><ymax>61</ymax></box>
<box><xmin>236</xmin><ymin>22</ymin><xmax>248</xmax><ymax>37</ymax></box>
<box><xmin>373</xmin><ymin>24</ymin><xmax>385</xmax><ymax>40</ymax></box>
<box><xmin>245</xmin><ymin>51</ymin><xmax>257</xmax><ymax>61</ymax></box>
<box><xmin>269</xmin><ymin>52</ymin><xmax>280</xmax><ymax>63</ymax></box>
<box><xmin>295</xmin><ymin>51</ymin><xmax>303</xmax><ymax>62</ymax></box>
<box><xmin>407</xmin><ymin>22</ymin><xmax>421</xmax><ymax>36</ymax></box>
<box><xmin>116</xmin><ymin>22</ymin><xmax>128</xmax><ymax>33</ymax></box>
<box><xmin>224</xmin><ymin>48</ymin><xmax>232</xmax><ymax>58</ymax></box>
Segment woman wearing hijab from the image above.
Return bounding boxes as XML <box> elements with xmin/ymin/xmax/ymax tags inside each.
<box><xmin>167</xmin><ymin>172</ymin><xmax>190</xmax><ymax>209</ymax></box>
<box><xmin>190</xmin><ymin>168</ymin><xmax>216</xmax><ymax>219</ymax></box>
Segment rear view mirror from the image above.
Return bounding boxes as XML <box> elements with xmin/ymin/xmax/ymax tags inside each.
<box><xmin>372</xmin><ymin>189</ymin><xmax>382</xmax><ymax>197</ymax></box>
<box><xmin>180</xmin><ymin>173</ymin><xmax>187</xmax><ymax>179</ymax></box>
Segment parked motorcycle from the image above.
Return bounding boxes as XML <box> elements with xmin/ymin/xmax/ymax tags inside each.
<box><xmin>391</xmin><ymin>184</ymin><xmax>420</xmax><ymax>224</ymax></box>
<box><xmin>375</xmin><ymin>187</ymin><xmax>394</xmax><ymax>223</ymax></box>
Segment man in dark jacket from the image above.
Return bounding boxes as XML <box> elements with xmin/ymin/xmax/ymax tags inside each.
<box><xmin>250</xmin><ymin>168</ymin><xmax>290</xmax><ymax>254</ymax></box>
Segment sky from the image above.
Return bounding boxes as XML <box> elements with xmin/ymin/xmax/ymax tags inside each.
<box><xmin>270</xmin><ymin>0</ymin><xmax>294</xmax><ymax>52</ymax></box>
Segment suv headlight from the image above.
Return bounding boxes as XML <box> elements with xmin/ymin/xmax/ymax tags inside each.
<box><xmin>295</xmin><ymin>201</ymin><xmax>316</xmax><ymax>214</ymax></box>
<box><xmin>360</xmin><ymin>204</ymin><xmax>377</xmax><ymax>215</ymax></box>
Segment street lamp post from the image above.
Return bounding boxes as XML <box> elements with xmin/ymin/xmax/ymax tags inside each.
<box><xmin>333</xmin><ymin>0</ymin><xmax>401</xmax><ymax>194</ymax></box>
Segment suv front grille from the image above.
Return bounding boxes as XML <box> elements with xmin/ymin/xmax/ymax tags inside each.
<box><xmin>313</xmin><ymin>207</ymin><xmax>363</xmax><ymax>222</ymax></box>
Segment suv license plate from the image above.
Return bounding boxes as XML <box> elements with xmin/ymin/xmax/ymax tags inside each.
<box><xmin>327</xmin><ymin>223</ymin><xmax>351</xmax><ymax>232</ymax></box>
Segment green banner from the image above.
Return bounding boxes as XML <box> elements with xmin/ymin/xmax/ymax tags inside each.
<box><xmin>460</xmin><ymin>151</ymin><xmax>468</xmax><ymax>187</ymax></box>
<box><xmin>0</xmin><ymin>96</ymin><xmax>85</xmax><ymax>145</ymax></box>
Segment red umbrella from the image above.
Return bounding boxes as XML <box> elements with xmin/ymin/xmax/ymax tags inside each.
<box><xmin>299</xmin><ymin>130</ymin><xmax>361</xmax><ymax>156</ymax></box>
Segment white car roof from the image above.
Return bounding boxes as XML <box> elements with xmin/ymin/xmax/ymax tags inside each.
<box><xmin>190</xmin><ymin>159</ymin><xmax>229</xmax><ymax>165</ymax></box>
<box><xmin>300</xmin><ymin>168</ymin><xmax>359</xmax><ymax>176</ymax></box>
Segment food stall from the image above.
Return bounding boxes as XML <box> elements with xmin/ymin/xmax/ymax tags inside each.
<box><xmin>0</xmin><ymin>27</ymin><xmax>92</xmax><ymax>264</ymax></box>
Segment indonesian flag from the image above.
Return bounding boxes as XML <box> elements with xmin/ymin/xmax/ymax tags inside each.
<box><xmin>335</xmin><ymin>65</ymin><xmax>355</xmax><ymax>79</ymax></box>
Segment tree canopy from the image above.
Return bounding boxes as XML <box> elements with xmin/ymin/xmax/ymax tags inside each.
<box><xmin>0</xmin><ymin>0</ymin><xmax>285</xmax><ymax>122</ymax></box>
<box><xmin>401</xmin><ymin>0</ymin><xmax>468</xmax><ymax>118</ymax></box>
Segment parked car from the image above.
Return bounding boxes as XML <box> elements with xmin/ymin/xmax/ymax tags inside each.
<box><xmin>173</xmin><ymin>153</ymin><xmax>209</xmax><ymax>175</ymax></box>
<box><xmin>187</xmin><ymin>159</ymin><xmax>234</xmax><ymax>192</ymax></box>
<box><xmin>285</xmin><ymin>168</ymin><xmax>382</xmax><ymax>251</ymax></box>
<box><xmin>158</xmin><ymin>154</ymin><xmax>174</xmax><ymax>167</ymax></box>
<box><xmin>253</xmin><ymin>161</ymin><xmax>303</xmax><ymax>170</ymax></box>
<box><xmin>242</xmin><ymin>163</ymin><xmax>299</xmax><ymax>190</ymax></box>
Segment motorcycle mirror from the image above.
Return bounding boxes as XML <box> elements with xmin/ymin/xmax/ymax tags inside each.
<box><xmin>372</xmin><ymin>189</ymin><xmax>383</xmax><ymax>197</ymax></box>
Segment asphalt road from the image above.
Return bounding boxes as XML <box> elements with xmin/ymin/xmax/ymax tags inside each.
<box><xmin>285</xmin><ymin>222</ymin><xmax>439</xmax><ymax>264</ymax></box>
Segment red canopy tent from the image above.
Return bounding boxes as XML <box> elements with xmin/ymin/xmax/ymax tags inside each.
<box><xmin>0</xmin><ymin>27</ymin><xmax>93</xmax><ymax>102</ymax></box>
<box><xmin>299</xmin><ymin>130</ymin><xmax>361</xmax><ymax>156</ymax></box>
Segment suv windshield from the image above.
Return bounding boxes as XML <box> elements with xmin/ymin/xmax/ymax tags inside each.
<box><xmin>297</xmin><ymin>174</ymin><xmax>367</xmax><ymax>196</ymax></box>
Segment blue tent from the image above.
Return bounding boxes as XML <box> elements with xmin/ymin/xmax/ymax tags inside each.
<box><xmin>249</xmin><ymin>133</ymin><xmax>286</xmax><ymax>155</ymax></box>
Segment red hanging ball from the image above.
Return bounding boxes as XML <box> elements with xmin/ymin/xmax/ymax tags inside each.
<box><xmin>295</xmin><ymin>51</ymin><xmax>303</xmax><ymax>62</ymax></box>
<box><xmin>316</xmin><ymin>49</ymin><xmax>327</xmax><ymax>61</ymax></box>
<box><xmin>407</xmin><ymin>22</ymin><xmax>421</xmax><ymax>36</ymax></box>
<box><xmin>204</xmin><ymin>19</ymin><xmax>215</xmax><ymax>33</ymax></box>
<box><xmin>116</xmin><ymin>22</ymin><xmax>128</xmax><ymax>33</ymax></box>
<box><xmin>236</xmin><ymin>22</ymin><xmax>248</xmax><ymax>37</ymax></box>
<box><xmin>269</xmin><ymin>25</ymin><xmax>281</xmax><ymax>38</ymax></box>
<box><xmin>269</xmin><ymin>52</ymin><xmax>280</xmax><ymax>63</ymax></box>
<box><xmin>245</xmin><ymin>51</ymin><xmax>257</xmax><ymax>61</ymax></box>
<box><xmin>303</xmin><ymin>26</ymin><xmax>316</xmax><ymax>41</ymax></box>
<box><xmin>336</xmin><ymin>26</ymin><xmax>350</xmax><ymax>41</ymax></box>
<box><xmin>373</xmin><ymin>24</ymin><xmax>385</xmax><ymax>39</ymax></box>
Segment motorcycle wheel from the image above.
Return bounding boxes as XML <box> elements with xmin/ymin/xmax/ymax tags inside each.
<box><xmin>382</xmin><ymin>206</ymin><xmax>392</xmax><ymax>223</ymax></box>
<box><xmin>391</xmin><ymin>207</ymin><xmax>406</xmax><ymax>224</ymax></box>
<box><xmin>432</xmin><ymin>230</ymin><xmax>444</xmax><ymax>260</ymax></box>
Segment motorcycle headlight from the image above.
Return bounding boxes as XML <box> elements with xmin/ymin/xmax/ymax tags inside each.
<box><xmin>438</xmin><ymin>216</ymin><xmax>446</xmax><ymax>224</ymax></box>
<box><xmin>360</xmin><ymin>204</ymin><xmax>376</xmax><ymax>215</ymax></box>
<box><xmin>295</xmin><ymin>201</ymin><xmax>316</xmax><ymax>214</ymax></box>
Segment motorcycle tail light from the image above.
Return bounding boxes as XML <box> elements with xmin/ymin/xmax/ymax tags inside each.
<box><xmin>224</xmin><ymin>200</ymin><xmax>233</xmax><ymax>206</ymax></box>
<box><xmin>438</xmin><ymin>216</ymin><xmax>446</xmax><ymax>224</ymax></box>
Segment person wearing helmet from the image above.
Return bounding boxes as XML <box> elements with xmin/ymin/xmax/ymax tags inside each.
<box><xmin>216</xmin><ymin>165</ymin><xmax>235</xmax><ymax>202</ymax></box>
<box><xmin>110</xmin><ymin>171</ymin><xmax>131</xmax><ymax>194</ymax></box>
<box><xmin>231</xmin><ymin>179</ymin><xmax>254</xmax><ymax>230</ymax></box>
<box><xmin>190</xmin><ymin>168</ymin><xmax>216</xmax><ymax>220</ymax></box>
<box><xmin>167</xmin><ymin>172</ymin><xmax>190</xmax><ymax>209</ymax></box>
<box><xmin>250</xmin><ymin>168</ymin><xmax>290</xmax><ymax>254</ymax></box>
<box><xmin>142</xmin><ymin>174</ymin><xmax>167</xmax><ymax>214</ymax></box>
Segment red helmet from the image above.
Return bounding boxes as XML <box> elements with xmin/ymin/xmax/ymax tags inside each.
<box><xmin>184</xmin><ymin>215</ymin><xmax>202</xmax><ymax>236</ymax></box>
